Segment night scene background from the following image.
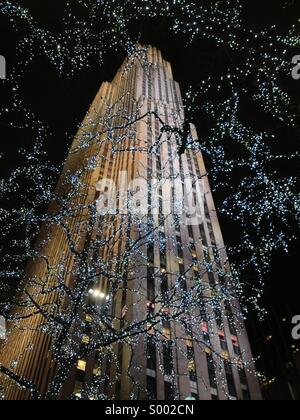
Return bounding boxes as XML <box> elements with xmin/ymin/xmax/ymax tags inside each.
<box><xmin>0</xmin><ymin>0</ymin><xmax>299</xmax><ymax>401</ymax></box>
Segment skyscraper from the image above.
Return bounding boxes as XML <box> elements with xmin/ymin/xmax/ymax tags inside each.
<box><xmin>0</xmin><ymin>46</ymin><xmax>261</xmax><ymax>400</ymax></box>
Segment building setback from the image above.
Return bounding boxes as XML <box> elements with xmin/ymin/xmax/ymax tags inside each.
<box><xmin>0</xmin><ymin>46</ymin><xmax>261</xmax><ymax>400</ymax></box>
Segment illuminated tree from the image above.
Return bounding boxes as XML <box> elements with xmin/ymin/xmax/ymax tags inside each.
<box><xmin>0</xmin><ymin>88</ymin><xmax>251</xmax><ymax>400</ymax></box>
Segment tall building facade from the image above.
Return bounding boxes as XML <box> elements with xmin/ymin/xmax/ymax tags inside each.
<box><xmin>0</xmin><ymin>46</ymin><xmax>261</xmax><ymax>400</ymax></box>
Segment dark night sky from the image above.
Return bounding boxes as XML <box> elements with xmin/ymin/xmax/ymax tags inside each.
<box><xmin>0</xmin><ymin>0</ymin><xmax>299</xmax><ymax>360</ymax></box>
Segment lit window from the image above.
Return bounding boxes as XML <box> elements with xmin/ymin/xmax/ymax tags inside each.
<box><xmin>147</xmin><ymin>323</ymin><xmax>155</xmax><ymax>335</ymax></box>
<box><xmin>188</xmin><ymin>360</ymin><xmax>196</xmax><ymax>373</ymax></box>
<box><xmin>93</xmin><ymin>367</ymin><xmax>101</xmax><ymax>377</ymax></box>
<box><xmin>221</xmin><ymin>351</ymin><xmax>229</xmax><ymax>360</ymax></box>
<box><xmin>147</xmin><ymin>301</ymin><xmax>155</xmax><ymax>312</ymax></box>
<box><xmin>82</xmin><ymin>335</ymin><xmax>90</xmax><ymax>344</ymax></box>
<box><xmin>89</xmin><ymin>289</ymin><xmax>106</xmax><ymax>299</ymax></box>
<box><xmin>73</xmin><ymin>381</ymin><xmax>83</xmax><ymax>398</ymax></box>
<box><xmin>186</xmin><ymin>336</ymin><xmax>193</xmax><ymax>348</ymax></box>
<box><xmin>236</xmin><ymin>356</ymin><xmax>243</xmax><ymax>367</ymax></box>
<box><xmin>163</xmin><ymin>327</ymin><xmax>171</xmax><ymax>340</ymax></box>
<box><xmin>77</xmin><ymin>360</ymin><xmax>87</xmax><ymax>371</ymax></box>
<box><xmin>231</xmin><ymin>335</ymin><xmax>238</xmax><ymax>345</ymax></box>
<box><xmin>85</xmin><ymin>315</ymin><xmax>93</xmax><ymax>323</ymax></box>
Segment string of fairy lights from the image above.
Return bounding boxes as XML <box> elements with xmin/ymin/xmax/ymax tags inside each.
<box><xmin>0</xmin><ymin>0</ymin><xmax>299</xmax><ymax>400</ymax></box>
